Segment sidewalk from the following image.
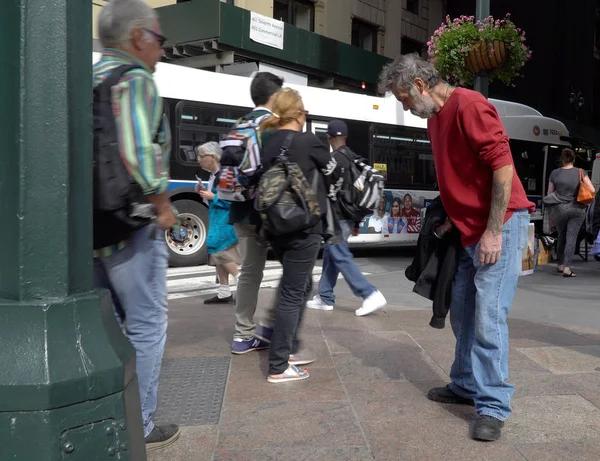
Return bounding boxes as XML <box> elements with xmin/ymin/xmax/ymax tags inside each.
<box><xmin>148</xmin><ymin>280</ymin><xmax>600</xmax><ymax>461</ymax></box>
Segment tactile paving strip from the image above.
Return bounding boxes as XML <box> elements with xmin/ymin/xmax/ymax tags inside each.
<box><xmin>153</xmin><ymin>356</ymin><xmax>230</xmax><ymax>426</ymax></box>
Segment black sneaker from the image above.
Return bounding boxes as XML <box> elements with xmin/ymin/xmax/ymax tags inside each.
<box><xmin>472</xmin><ymin>415</ymin><xmax>504</xmax><ymax>441</ymax></box>
<box><xmin>204</xmin><ymin>294</ymin><xmax>233</xmax><ymax>304</ymax></box>
<box><xmin>145</xmin><ymin>424</ymin><xmax>181</xmax><ymax>452</ymax></box>
<box><xmin>427</xmin><ymin>384</ymin><xmax>475</xmax><ymax>406</ymax></box>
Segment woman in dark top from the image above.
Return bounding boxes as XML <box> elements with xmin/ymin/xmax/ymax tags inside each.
<box><xmin>260</xmin><ymin>88</ymin><xmax>339</xmax><ymax>383</ymax></box>
<box><xmin>547</xmin><ymin>148</ymin><xmax>595</xmax><ymax>276</ymax></box>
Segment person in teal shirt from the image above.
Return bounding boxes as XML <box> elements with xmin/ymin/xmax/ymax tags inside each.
<box><xmin>196</xmin><ymin>142</ymin><xmax>241</xmax><ymax>304</ymax></box>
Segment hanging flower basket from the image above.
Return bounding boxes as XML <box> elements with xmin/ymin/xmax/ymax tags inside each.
<box><xmin>428</xmin><ymin>14</ymin><xmax>532</xmax><ymax>87</ymax></box>
<box><xmin>465</xmin><ymin>40</ymin><xmax>507</xmax><ymax>74</ymax></box>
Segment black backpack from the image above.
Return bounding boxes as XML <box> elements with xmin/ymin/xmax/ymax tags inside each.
<box><xmin>93</xmin><ymin>65</ymin><xmax>154</xmax><ymax>250</ymax></box>
<box><xmin>336</xmin><ymin>147</ymin><xmax>385</xmax><ymax>222</ymax></box>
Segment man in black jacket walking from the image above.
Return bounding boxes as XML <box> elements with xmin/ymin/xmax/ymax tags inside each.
<box><xmin>306</xmin><ymin>120</ymin><xmax>387</xmax><ymax>316</ymax></box>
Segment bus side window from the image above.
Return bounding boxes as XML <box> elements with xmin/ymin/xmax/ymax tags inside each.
<box><xmin>172</xmin><ymin>101</ymin><xmax>248</xmax><ymax>182</ymax></box>
<box><xmin>369</xmin><ymin>124</ymin><xmax>436</xmax><ymax>190</ymax></box>
<box><xmin>510</xmin><ymin>140</ymin><xmax>545</xmax><ymax>197</ymax></box>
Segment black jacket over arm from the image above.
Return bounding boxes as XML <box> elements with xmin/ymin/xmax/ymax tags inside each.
<box><xmin>405</xmin><ymin>196</ymin><xmax>461</xmax><ymax>329</ymax></box>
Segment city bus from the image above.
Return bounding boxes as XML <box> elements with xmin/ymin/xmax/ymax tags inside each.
<box><xmin>92</xmin><ymin>53</ymin><xmax>583</xmax><ymax>267</ymax></box>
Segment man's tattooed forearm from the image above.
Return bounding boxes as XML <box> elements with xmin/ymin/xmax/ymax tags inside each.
<box><xmin>488</xmin><ymin>175</ymin><xmax>512</xmax><ymax>235</ymax></box>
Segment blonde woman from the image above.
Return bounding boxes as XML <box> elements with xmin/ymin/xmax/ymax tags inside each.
<box><xmin>260</xmin><ymin>88</ymin><xmax>340</xmax><ymax>383</ymax></box>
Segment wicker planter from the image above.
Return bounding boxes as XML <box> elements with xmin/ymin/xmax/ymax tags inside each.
<box><xmin>465</xmin><ymin>40</ymin><xmax>507</xmax><ymax>74</ymax></box>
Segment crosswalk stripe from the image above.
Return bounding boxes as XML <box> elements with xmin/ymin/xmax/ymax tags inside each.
<box><xmin>166</xmin><ymin>264</ymin><xmax>371</xmax><ymax>301</ymax></box>
<box><xmin>167</xmin><ymin>261</ymin><xmax>281</xmax><ymax>278</ymax></box>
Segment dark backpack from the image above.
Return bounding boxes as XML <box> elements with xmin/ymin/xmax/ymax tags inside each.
<box><xmin>335</xmin><ymin>147</ymin><xmax>385</xmax><ymax>222</ymax></box>
<box><xmin>93</xmin><ymin>65</ymin><xmax>154</xmax><ymax>250</ymax></box>
<box><xmin>218</xmin><ymin>113</ymin><xmax>270</xmax><ymax>202</ymax></box>
<box><xmin>257</xmin><ymin>133</ymin><xmax>321</xmax><ymax>236</ymax></box>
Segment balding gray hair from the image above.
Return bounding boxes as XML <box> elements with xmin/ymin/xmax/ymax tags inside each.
<box><xmin>197</xmin><ymin>142</ymin><xmax>222</xmax><ymax>161</ymax></box>
<box><xmin>377</xmin><ymin>53</ymin><xmax>442</xmax><ymax>95</ymax></box>
<box><xmin>98</xmin><ymin>0</ymin><xmax>157</xmax><ymax>49</ymax></box>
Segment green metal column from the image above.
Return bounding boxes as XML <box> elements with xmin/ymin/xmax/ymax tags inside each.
<box><xmin>0</xmin><ymin>1</ymin><xmax>146</xmax><ymax>460</ymax></box>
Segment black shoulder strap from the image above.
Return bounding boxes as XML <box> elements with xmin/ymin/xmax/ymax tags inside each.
<box><xmin>95</xmin><ymin>64</ymin><xmax>141</xmax><ymax>101</ymax></box>
<box><xmin>336</xmin><ymin>147</ymin><xmax>353</xmax><ymax>162</ymax></box>
<box><xmin>101</xmin><ymin>64</ymin><xmax>140</xmax><ymax>89</ymax></box>
<box><xmin>279</xmin><ymin>132</ymin><xmax>296</xmax><ymax>157</ymax></box>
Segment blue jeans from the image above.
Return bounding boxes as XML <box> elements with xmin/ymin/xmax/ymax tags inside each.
<box><xmin>93</xmin><ymin>224</ymin><xmax>169</xmax><ymax>437</ymax></box>
<box><xmin>318</xmin><ymin>220</ymin><xmax>377</xmax><ymax>305</ymax></box>
<box><xmin>448</xmin><ymin>210</ymin><xmax>529</xmax><ymax>421</ymax></box>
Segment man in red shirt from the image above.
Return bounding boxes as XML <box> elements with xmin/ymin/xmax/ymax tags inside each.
<box><xmin>378</xmin><ymin>53</ymin><xmax>534</xmax><ymax>442</ymax></box>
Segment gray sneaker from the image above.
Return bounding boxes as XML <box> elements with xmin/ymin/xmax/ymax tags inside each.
<box><xmin>145</xmin><ymin>424</ymin><xmax>181</xmax><ymax>452</ymax></box>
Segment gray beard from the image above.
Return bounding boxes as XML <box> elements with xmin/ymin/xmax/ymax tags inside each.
<box><xmin>411</xmin><ymin>109</ymin><xmax>435</xmax><ymax>119</ymax></box>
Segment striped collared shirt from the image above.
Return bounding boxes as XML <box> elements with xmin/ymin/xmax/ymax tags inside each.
<box><xmin>93</xmin><ymin>49</ymin><xmax>171</xmax><ymax>257</ymax></box>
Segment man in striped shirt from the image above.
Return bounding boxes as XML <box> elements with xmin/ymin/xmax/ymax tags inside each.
<box><xmin>93</xmin><ymin>0</ymin><xmax>179</xmax><ymax>452</ymax></box>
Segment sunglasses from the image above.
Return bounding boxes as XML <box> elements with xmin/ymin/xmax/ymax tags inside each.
<box><xmin>143</xmin><ymin>28</ymin><xmax>167</xmax><ymax>47</ymax></box>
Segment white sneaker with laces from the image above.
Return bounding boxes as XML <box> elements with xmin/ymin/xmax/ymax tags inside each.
<box><xmin>306</xmin><ymin>295</ymin><xmax>334</xmax><ymax>311</ymax></box>
<box><xmin>355</xmin><ymin>290</ymin><xmax>386</xmax><ymax>317</ymax></box>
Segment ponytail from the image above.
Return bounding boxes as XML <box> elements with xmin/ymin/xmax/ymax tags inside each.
<box><xmin>260</xmin><ymin>113</ymin><xmax>281</xmax><ymax>132</ymax></box>
<box><xmin>259</xmin><ymin>87</ymin><xmax>305</xmax><ymax>133</ymax></box>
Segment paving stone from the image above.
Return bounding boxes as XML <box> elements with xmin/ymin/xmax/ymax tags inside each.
<box><xmin>507</xmin><ymin>319</ymin><xmax>595</xmax><ymax>348</ymax></box>
<box><xmin>505</xmin><ymin>395</ymin><xmax>600</xmax><ymax>444</ymax></box>
<box><xmin>517</xmin><ymin>345</ymin><xmax>600</xmax><ymax>374</ymax></box>
<box><xmin>217</xmin><ymin>402</ymin><xmax>365</xmax><ymax>449</ymax></box>
<box><xmin>363</xmin><ymin>419</ymin><xmax>526</xmax><ymax>461</ymax></box>
<box><xmin>331</xmin><ymin>347</ymin><xmax>446</xmax><ymax>383</ymax></box>
<box><xmin>581</xmin><ymin>394</ymin><xmax>600</xmax><ymax>409</ymax></box>
<box><xmin>213</xmin><ymin>446</ymin><xmax>374</xmax><ymax>461</ymax></box>
<box><xmin>515</xmin><ymin>440</ymin><xmax>600</xmax><ymax>461</ymax></box>
<box><xmin>146</xmin><ymin>425</ymin><xmax>217</xmax><ymax>461</ymax></box>
<box><xmin>345</xmin><ymin>381</ymin><xmax>474</xmax><ymax>422</ymax></box>
<box><xmin>325</xmin><ymin>329</ymin><xmax>417</xmax><ymax>354</ymax></box>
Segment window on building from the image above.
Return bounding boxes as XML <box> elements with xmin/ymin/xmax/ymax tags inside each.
<box><xmin>274</xmin><ymin>0</ymin><xmax>315</xmax><ymax>32</ymax></box>
<box><xmin>352</xmin><ymin>18</ymin><xmax>378</xmax><ymax>53</ymax></box>
<box><xmin>401</xmin><ymin>36</ymin><xmax>425</xmax><ymax>56</ymax></box>
<box><xmin>406</xmin><ymin>0</ymin><xmax>419</xmax><ymax>15</ymax></box>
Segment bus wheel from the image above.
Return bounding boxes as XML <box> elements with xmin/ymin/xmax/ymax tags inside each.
<box><xmin>166</xmin><ymin>199</ymin><xmax>208</xmax><ymax>267</ymax></box>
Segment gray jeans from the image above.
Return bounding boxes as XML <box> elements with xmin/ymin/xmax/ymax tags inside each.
<box><xmin>233</xmin><ymin>224</ymin><xmax>277</xmax><ymax>340</ymax></box>
<box><xmin>552</xmin><ymin>202</ymin><xmax>586</xmax><ymax>267</ymax></box>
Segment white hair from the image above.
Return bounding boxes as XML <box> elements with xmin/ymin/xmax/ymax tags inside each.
<box><xmin>378</xmin><ymin>53</ymin><xmax>442</xmax><ymax>95</ymax></box>
<box><xmin>98</xmin><ymin>0</ymin><xmax>158</xmax><ymax>49</ymax></box>
<box><xmin>197</xmin><ymin>142</ymin><xmax>222</xmax><ymax>161</ymax></box>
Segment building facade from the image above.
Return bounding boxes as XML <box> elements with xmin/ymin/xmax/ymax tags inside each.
<box><xmin>92</xmin><ymin>0</ymin><xmax>445</xmax><ymax>94</ymax></box>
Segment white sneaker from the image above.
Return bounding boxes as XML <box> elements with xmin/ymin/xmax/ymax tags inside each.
<box><xmin>355</xmin><ymin>291</ymin><xmax>386</xmax><ymax>317</ymax></box>
<box><xmin>306</xmin><ymin>295</ymin><xmax>334</xmax><ymax>311</ymax></box>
